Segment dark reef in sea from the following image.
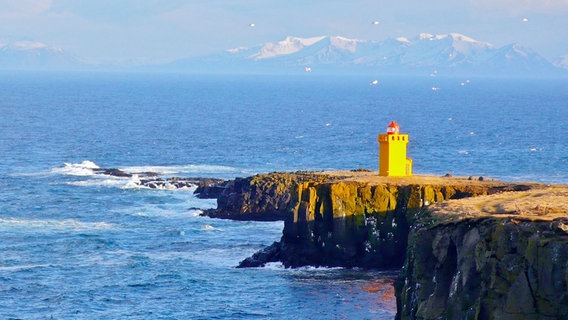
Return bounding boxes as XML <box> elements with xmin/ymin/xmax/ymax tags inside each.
<box><xmin>195</xmin><ymin>170</ymin><xmax>568</xmax><ymax>319</ymax></box>
<box><xmin>93</xmin><ymin>167</ymin><xmax>224</xmax><ymax>190</ymax></box>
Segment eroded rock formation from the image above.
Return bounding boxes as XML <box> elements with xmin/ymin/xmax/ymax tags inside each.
<box><xmin>198</xmin><ymin>170</ymin><xmax>568</xmax><ymax>318</ymax></box>
<box><xmin>199</xmin><ymin>172</ymin><xmax>346</xmax><ymax>221</ymax></box>
<box><xmin>396</xmin><ymin>187</ymin><xmax>568</xmax><ymax>319</ymax></box>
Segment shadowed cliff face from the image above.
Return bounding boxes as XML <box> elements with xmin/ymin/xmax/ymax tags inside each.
<box><xmin>396</xmin><ymin>187</ymin><xmax>568</xmax><ymax>319</ymax></box>
<box><xmin>279</xmin><ymin>180</ymin><xmax>505</xmax><ymax>268</ymax></box>
<box><xmin>396</xmin><ymin>217</ymin><xmax>568</xmax><ymax>320</ymax></box>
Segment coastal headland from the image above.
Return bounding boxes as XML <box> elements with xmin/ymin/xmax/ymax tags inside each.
<box><xmin>197</xmin><ymin>170</ymin><xmax>568</xmax><ymax>319</ymax></box>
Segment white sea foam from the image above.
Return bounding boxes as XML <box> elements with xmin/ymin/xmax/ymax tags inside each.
<box><xmin>51</xmin><ymin>160</ymin><xmax>101</xmax><ymax>176</ymax></box>
<box><xmin>119</xmin><ymin>164</ymin><xmax>237</xmax><ymax>175</ymax></box>
<box><xmin>51</xmin><ymin>161</ymin><xmax>237</xmax><ymax>178</ymax></box>
<box><xmin>0</xmin><ymin>218</ymin><xmax>114</xmax><ymax>231</ymax></box>
<box><xmin>190</xmin><ymin>209</ymin><xmax>203</xmax><ymax>217</ymax></box>
<box><xmin>121</xmin><ymin>174</ymin><xmax>142</xmax><ymax>189</ymax></box>
<box><xmin>201</xmin><ymin>224</ymin><xmax>220</xmax><ymax>231</ymax></box>
<box><xmin>67</xmin><ymin>177</ymin><xmax>126</xmax><ymax>188</ymax></box>
<box><xmin>264</xmin><ymin>261</ymin><xmax>285</xmax><ymax>270</ymax></box>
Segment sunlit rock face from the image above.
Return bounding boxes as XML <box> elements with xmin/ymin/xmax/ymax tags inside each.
<box><xmin>278</xmin><ymin>180</ymin><xmax>505</xmax><ymax>268</ymax></box>
<box><xmin>214</xmin><ymin>171</ymin><xmax>517</xmax><ymax>268</ymax></box>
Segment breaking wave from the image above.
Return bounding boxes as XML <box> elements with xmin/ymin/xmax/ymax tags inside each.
<box><xmin>51</xmin><ymin>160</ymin><xmax>100</xmax><ymax>176</ymax></box>
<box><xmin>52</xmin><ymin>160</ymin><xmax>238</xmax><ymax>177</ymax></box>
<box><xmin>49</xmin><ymin>160</ymin><xmax>237</xmax><ymax>190</ymax></box>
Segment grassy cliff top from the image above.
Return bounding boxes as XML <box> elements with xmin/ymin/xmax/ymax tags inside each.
<box><xmin>303</xmin><ymin>170</ymin><xmax>567</xmax><ymax>223</ymax></box>
<box><xmin>427</xmin><ymin>185</ymin><xmax>568</xmax><ymax>223</ymax></box>
<box><xmin>310</xmin><ymin>170</ymin><xmax>527</xmax><ymax>187</ymax></box>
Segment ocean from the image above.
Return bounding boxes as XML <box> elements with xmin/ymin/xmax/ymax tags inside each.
<box><xmin>0</xmin><ymin>72</ymin><xmax>566</xmax><ymax>319</ymax></box>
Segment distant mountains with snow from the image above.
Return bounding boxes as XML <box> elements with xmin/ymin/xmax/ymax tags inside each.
<box><xmin>167</xmin><ymin>33</ymin><xmax>566</xmax><ymax>76</ymax></box>
<box><xmin>0</xmin><ymin>41</ymin><xmax>81</xmax><ymax>71</ymax></box>
<box><xmin>1</xmin><ymin>34</ymin><xmax>567</xmax><ymax>76</ymax></box>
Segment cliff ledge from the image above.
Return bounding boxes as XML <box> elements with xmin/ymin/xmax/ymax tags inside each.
<box><xmin>197</xmin><ymin>170</ymin><xmax>568</xmax><ymax>319</ymax></box>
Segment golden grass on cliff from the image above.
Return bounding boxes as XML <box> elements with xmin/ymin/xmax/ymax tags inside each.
<box><xmin>318</xmin><ymin>171</ymin><xmax>504</xmax><ymax>187</ymax></box>
<box><xmin>428</xmin><ymin>186</ymin><xmax>568</xmax><ymax>222</ymax></box>
<box><xmin>305</xmin><ymin>170</ymin><xmax>567</xmax><ymax>223</ymax></box>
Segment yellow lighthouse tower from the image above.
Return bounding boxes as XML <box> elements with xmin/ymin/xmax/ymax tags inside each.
<box><xmin>378</xmin><ymin>120</ymin><xmax>413</xmax><ymax>176</ymax></box>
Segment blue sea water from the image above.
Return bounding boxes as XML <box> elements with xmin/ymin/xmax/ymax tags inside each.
<box><xmin>0</xmin><ymin>72</ymin><xmax>567</xmax><ymax>319</ymax></box>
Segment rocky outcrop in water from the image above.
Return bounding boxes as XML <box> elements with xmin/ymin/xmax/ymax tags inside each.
<box><xmin>93</xmin><ymin>167</ymin><xmax>224</xmax><ymax>190</ymax></box>
<box><xmin>200</xmin><ymin>172</ymin><xmax>346</xmax><ymax>221</ymax></box>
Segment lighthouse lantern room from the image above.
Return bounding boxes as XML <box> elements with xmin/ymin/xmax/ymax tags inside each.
<box><xmin>378</xmin><ymin>121</ymin><xmax>413</xmax><ymax>176</ymax></box>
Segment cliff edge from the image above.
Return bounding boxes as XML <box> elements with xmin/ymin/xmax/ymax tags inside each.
<box><xmin>197</xmin><ymin>170</ymin><xmax>567</xmax><ymax>319</ymax></box>
<box><xmin>396</xmin><ymin>186</ymin><xmax>568</xmax><ymax>319</ymax></box>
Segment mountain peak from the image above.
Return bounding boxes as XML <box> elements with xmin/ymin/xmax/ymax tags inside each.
<box><xmin>250</xmin><ymin>36</ymin><xmax>326</xmax><ymax>60</ymax></box>
<box><xmin>0</xmin><ymin>40</ymin><xmax>81</xmax><ymax>70</ymax></box>
<box><xmin>415</xmin><ymin>33</ymin><xmax>486</xmax><ymax>44</ymax></box>
<box><xmin>418</xmin><ymin>33</ymin><xmax>435</xmax><ymax>40</ymax></box>
<box><xmin>446</xmin><ymin>33</ymin><xmax>479</xmax><ymax>43</ymax></box>
<box><xmin>329</xmin><ymin>36</ymin><xmax>364</xmax><ymax>52</ymax></box>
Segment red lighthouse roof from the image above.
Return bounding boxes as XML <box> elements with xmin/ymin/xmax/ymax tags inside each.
<box><xmin>386</xmin><ymin>120</ymin><xmax>400</xmax><ymax>134</ymax></box>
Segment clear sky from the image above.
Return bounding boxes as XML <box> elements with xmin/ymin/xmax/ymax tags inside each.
<box><xmin>1</xmin><ymin>0</ymin><xmax>567</xmax><ymax>64</ymax></box>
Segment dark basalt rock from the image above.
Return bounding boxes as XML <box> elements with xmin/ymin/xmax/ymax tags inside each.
<box><xmin>200</xmin><ymin>172</ymin><xmax>341</xmax><ymax>221</ymax></box>
<box><xmin>237</xmin><ymin>242</ymin><xmax>282</xmax><ymax>268</ymax></box>
<box><xmin>232</xmin><ymin>174</ymin><xmax>520</xmax><ymax>269</ymax></box>
<box><xmin>93</xmin><ymin>168</ymin><xmax>133</xmax><ymax>177</ymax></box>
<box><xmin>91</xmin><ymin>166</ymin><xmax>225</xmax><ymax>191</ymax></box>
<box><xmin>194</xmin><ymin>179</ymin><xmax>228</xmax><ymax>199</ymax></box>
<box><xmin>396</xmin><ymin>217</ymin><xmax>568</xmax><ymax>320</ymax></box>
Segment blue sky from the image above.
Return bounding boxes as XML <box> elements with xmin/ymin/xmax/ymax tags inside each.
<box><xmin>1</xmin><ymin>0</ymin><xmax>567</xmax><ymax>64</ymax></box>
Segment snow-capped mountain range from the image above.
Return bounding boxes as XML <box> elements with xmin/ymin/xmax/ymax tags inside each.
<box><xmin>0</xmin><ymin>33</ymin><xmax>566</xmax><ymax>76</ymax></box>
<box><xmin>175</xmin><ymin>33</ymin><xmax>562</xmax><ymax>76</ymax></box>
<box><xmin>0</xmin><ymin>40</ymin><xmax>81</xmax><ymax>70</ymax></box>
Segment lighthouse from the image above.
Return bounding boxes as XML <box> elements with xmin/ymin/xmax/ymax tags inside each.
<box><xmin>378</xmin><ymin>121</ymin><xmax>413</xmax><ymax>176</ymax></box>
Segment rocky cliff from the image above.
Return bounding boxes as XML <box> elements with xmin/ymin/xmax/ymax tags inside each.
<box><xmin>396</xmin><ymin>187</ymin><xmax>568</xmax><ymax>319</ymax></box>
<box><xmin>198</xmin><ymin>171</ymin><xmax>348</xmax><ymax>221</ymax></box>
<box><xmin>267</xmin><ymin>173</ymin><xmax>531</xmax><ymax>269</ymax></box>
<box><xmin>202</xmin><ymin>171</ymin><xmax>530</xmax><ymax>268</ymax></box>
<box><xmin>197</xmin><ymin>171</ymin><xmax>568</xmax><ymax>318</ymax></box>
